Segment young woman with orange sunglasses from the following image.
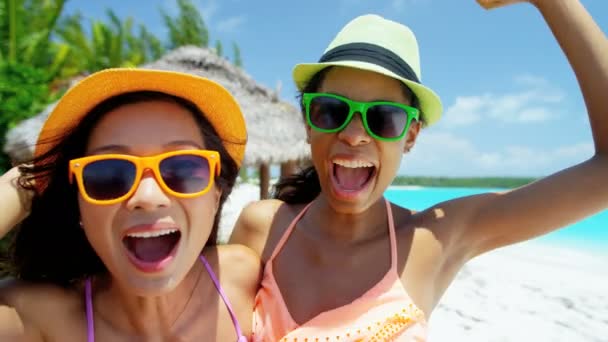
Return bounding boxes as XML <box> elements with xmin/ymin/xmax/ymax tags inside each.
<box><xmin>0</xmin><ymin>68</ymin><xmax>259</xmax><ymax>341</ymax></box>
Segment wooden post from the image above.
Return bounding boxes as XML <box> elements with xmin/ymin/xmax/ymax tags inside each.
<box><xmin>259</xmin><ymin>163</ymin><xmax>270</xmax><ymax>199</ymax></box>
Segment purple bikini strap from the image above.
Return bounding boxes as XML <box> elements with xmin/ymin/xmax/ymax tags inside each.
<box><xmin>85</xmin><ymin>260</ymin><xmax>247</xmax><ymax>342</ymax></box>
<box><xmin>85</xmin><ymin>278</ymin><xmax>95</xmax><ymax>342</ymax></box>
<box><xmin>199</xmin><ymin>255</ymin><xmax>247</xmax><ymax>341</ymax></box>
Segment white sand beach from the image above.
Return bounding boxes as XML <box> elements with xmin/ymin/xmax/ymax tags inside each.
<box><xmin>219</xmin><ymin>183</ymin><xmax>608</xmax><ymax>342</ymax></box>
<box><xmin>427</xmin><ymin>243</ymin><xmax>608</xmax><ymax>342</ymax></box>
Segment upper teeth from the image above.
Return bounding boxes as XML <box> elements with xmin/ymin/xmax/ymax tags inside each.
<box><xmin>333</xmin><ymin>159</ymin><xmax>374</xmax><ymax>168</ymax></box>
<box><xmin>127</xmin><ymin>229</ymin><xmax>178</xmax><ymax>238</ymax></box>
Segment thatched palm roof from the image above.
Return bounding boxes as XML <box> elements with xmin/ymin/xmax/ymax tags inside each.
<box><xmin>4</xmin><ymin>46</ymin><xmax>310</xmax><ymax>167</ymax></box>
<box><xmin>4</xmin><ymin>101</ymin><xmax>52</xmax><ymax>163</ymax></box>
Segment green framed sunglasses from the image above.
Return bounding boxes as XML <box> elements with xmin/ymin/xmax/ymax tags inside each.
<box><xmin>302</xmin><ymin>93</ymin><xmax>419</xmax><ymax>141</ymax></box>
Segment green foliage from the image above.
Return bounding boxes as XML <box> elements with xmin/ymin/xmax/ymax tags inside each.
<box><xmin>0</xmin><ymin>231</ymin><xmax>12</xmax><ymax>254</ymax></box>
<box><xmin>232</xmin><ymin>41</ymin><xmax>242</xmax><ymax>67</ymax></box>
<box><xmin>139</xmin><ymin>25</ymin><xmax>164</xmax><ymax>61</ymax></box>
<box><xmin>0</xmin><ymin>62</ymin><xmax>55</xmax><ymax>172</ymax></box>
<box><xmin>392</xmin><ymin>176</ymin><xmax>536</xmax><ymax>188</ymax></box>
<box><xmin>0</xmin><ymin>0</ymin><xmax>68</xmax><ymax>78</ymax></box>
<box><xmin>161</xmin><ymin>0</ymin><xmax>209</xmax><ymax>49</ymax></box>
<box><xmin>0</xmin><ymin>0</ymin><xmax>244</xmax><ymax>174</ymax></box>
<box><xmin>55</xmin><ymin>9</ymin><xmax>166</xmax><ymax>75</ymax></box>
<box><xmin>215</xmin><ymin>39</ymin><xmax>223</xmax><ymax>57</ymax></box>
<box><xmin>238</xmin><ymin>167</ymin><xmax>249</xmax><ymax>182</ymax></box>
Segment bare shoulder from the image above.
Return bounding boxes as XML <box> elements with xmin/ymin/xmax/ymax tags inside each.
<box><xmin>392</xmin><ymin>192</ymin><xmax>493</xmax><ymax>238</ymax></box>
<box><xmin>203</xmin><ymin>245</ymin><xmax>261</xmax><ymax>290</ymax></box>
<box><xmin>229</xmin><ymin>199</ymin><xmax>305</xmax><ymax>261</ymax></box>
<box><xmin>0</xmin><ymin>278</ymin><xmax>78</xmax><ymax>312</ymax></box>
<box><xmin>390</xmin><ymin>200</ymin><xmax>485</xmax><ymax>313</ymax></box>
<box><xmin>391</xmin><ymin>202</ymin><xmax>451</xmax><ymax>257</ymax></box>
<box><xmin>0</xmin><ymin>278</ymin><xmax>80</xmax><ymax>341</ymax></box>
<box><xmin>391</xmin><ymin>195</ymin><xmax>486</xmax><ymax>265</ymax></box>
<box><xmin>233</xmin><ymin>199</ymin><xmax>284</xmax><ymax>236</ymax></box>
<box><xmin>217</xmin><ymin>244</ymin><xmax>262</xmax><ymax>286</ymax></box>
<box><xmin>409</xmin><ymin>189</ymin><xmax>511</xmax><ymax>256</ymax></box>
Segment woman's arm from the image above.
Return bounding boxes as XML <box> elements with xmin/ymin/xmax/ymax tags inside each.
<box><xmin>229</xmin><ymin>199</ymin><xmax>285</xmax><ymax>258</ymax></box>
<box><xmin>0</xmin><ymin>166</ymin><xmax>33</xmax><ymax>239</ymax></box>
<box><xmin>452</xmin><ymin>0</ymin><xmax>608</xmax><ymax>257</ymax></box>
<box><xmin>0</xmin><ymin>281</ymin><xmax>45</xmax><ymax>342</ymax></box>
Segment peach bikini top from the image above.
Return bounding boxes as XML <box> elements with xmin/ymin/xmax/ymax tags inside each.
<box><xmin>253</xmin><ymin>198</ymin><xmax>427</xmax><ymax>341</ymax></box>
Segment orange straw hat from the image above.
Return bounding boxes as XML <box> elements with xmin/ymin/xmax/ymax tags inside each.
<box><xmin>35</xmin><ymin>68</ymin><xmax>247</xmax><ymax>166</ymax></box>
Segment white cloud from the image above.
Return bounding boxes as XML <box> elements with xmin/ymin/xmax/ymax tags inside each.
<box><xmin>399</xmin><ymin>131</ymin><xmax>593</xmax><ymax>177</ymax></box>
<box><xmin>441</xmin><ymin>96</ymin><xmax>484</xmax><ymax>125</ymax></box>
<box><xmin>514</xmin><ymin>74</ymin><xmax>548</xmax><ymax>87</ymax></box>
<box><xmin>516</xmin><ymin>107</ymin><xmax>553</xmax><ymax>123</ymax></box>
<box><xmin>553</xmin><ymin>143</ymin><xmax>595</xmax><ymax>159</ymax></box>
<box><xmin>443</xmin><ymin>75</ymin><xmax>563</xmax><ymax>126</ymax></box>
<box><xmin>401</xmin><ymin>73</ymin><xmax>590</xmax><ymax>176</ymax></box>
<box><xmin>216</xmin><ymin>15</ymin><xmax>246</xmax><ymax>33</ymax></box>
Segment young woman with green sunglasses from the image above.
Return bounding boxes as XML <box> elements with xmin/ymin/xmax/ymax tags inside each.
<box><xmin>230</xmin><ymin>0</ymin><xmax>608</xmax><ymax>341</ymax></box>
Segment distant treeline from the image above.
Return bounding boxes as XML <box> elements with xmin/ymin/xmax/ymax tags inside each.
<box><xmin>392</xmin><ymin>176</ymin><xmax>537</xmax><ymax>188</ymax></box>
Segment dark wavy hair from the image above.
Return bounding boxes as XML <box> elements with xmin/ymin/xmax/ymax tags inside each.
<box><xmin>273</xmin><ymin>67</ymin><xmax>421</xmax><ymax>204</ymax></box>
<box><xmin>0</xmin><ymin>91</ymin><xmax>240</xmax><ymax>287</ymax></box>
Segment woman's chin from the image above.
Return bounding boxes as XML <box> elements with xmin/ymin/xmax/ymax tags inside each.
<box><xmin>108</xmin><ymin>247</ymin><xmax>192</xmax><ymax>296</ymax></box>
<box><xmin>113</xmin><ymin>269</ymin><xmax>186</xmax><ymax>296</ymax></box>
<box><xmin>101</xmin><ymin>236</ymin><xmax>206</xmax><ymax>296</ymax></box>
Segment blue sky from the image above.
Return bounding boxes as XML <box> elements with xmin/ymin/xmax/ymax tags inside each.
<box><xmin>65</xmin><ymin>0</ymin><xmax>607</xmax><ymax>177</ymax></box>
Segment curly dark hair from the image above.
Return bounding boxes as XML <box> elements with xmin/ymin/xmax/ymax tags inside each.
<box><xmin>0</xmin><ymin>91</ymin><xmax>241</xmax><ymax>287</ymax></box>
<box><xmin>272</xmin><ymin>66</ymin><xmax>420</xmax><ymax>204</ymax></box>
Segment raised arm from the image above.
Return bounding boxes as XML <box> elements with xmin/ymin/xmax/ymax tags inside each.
<box><xmin>0</xmin><ymin>166</ymin><xmax>33</xmax><ymax>238</ymax></box>
<box><xmin>453</xmin><ymin>0</ymin><xmax>608</xmax><ymax>257</ymax></box>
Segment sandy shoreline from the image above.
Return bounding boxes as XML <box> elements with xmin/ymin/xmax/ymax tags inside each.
<box><xmin>219</xmin><ymin>183</ymin><xmax>608</xmax><ymax>341</ymax></box>
<box><xmin>427</xmin><ymin>242</ymin><xmax>608</xmax><ymax>341</ymax></box>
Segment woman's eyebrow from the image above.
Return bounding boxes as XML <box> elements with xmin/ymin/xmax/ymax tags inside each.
<box><xmin>88</xmin><ymin>144</ymin><xmax>130</xmax><ymax>155</ymax></box>
<box><xmin>164</xmin><ymin>140</ymin><xmax>204</xmax><ymax>149</ymax></box>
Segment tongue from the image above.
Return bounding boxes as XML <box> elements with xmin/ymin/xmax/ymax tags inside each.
<box><xmin>125</xmin><ymin>233</ymin><xmax>180</xmax><ymax>263</ymax></box>
<box><xmin>334</xmin><ymin>165</ymin><xmax>373</xmax><ymax>190</ymax></box>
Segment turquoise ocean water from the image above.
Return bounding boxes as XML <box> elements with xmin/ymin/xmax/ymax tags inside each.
<box><xmin>384</xmin><ymin>187</ymin><xmax>608</xmax><ymax>255</ymax></box>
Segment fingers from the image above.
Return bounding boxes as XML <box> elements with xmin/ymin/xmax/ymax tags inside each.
<box><xmin>476</xmin><ymin>0</ymin><xmax>527</xmax><ymax>10</ymax></box>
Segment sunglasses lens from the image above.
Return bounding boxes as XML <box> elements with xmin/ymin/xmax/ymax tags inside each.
<box><xmin>82</xmin><ymin>159</ymin><xmax>136</xmax><ymax>200</ymax></box>
<box><xmin>366</xmin><ymin>105</ymin><xmax>409</xmax><ymax>139</ymax></box>
<box><xmin>308</xmin><ymin>96</ymin><xmax>350</xmax><ymax>130</ymax></box>
<box><xmin>160</xmin><ymin>154</ymin><xmax>211</xmax><ymax>194</ymax></box>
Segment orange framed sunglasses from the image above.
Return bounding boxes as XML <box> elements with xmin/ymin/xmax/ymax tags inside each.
<box><xmin>69</xmin><ymin>150</ymin><xmax>221</xmax><ymax>205</ymax></box>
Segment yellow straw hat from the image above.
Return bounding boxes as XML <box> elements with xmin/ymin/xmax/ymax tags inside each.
<box><xmin>293</xmin><ymin>14</ymin><xmax>443</xmax><ymax>126</ymax></box>
<box><xmin>35</xmin><ymin>68</ymin><xmax>247</xmax><ymax>166</ymax></box>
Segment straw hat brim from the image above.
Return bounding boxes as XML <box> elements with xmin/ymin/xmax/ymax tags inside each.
<box><xmin>36</xmin><ymin>68</ymin><xmax>247</xmax><ymax>166</ymax></box>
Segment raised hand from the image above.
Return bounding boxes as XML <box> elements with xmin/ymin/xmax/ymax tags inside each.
<box><xmin>0</xmin><ymin>166</ymin><xmax>34</xmax><ymax>237</ymax></box>
<box><xmin>476</xmin><ymin>0</ymin><xmax>527</xmax><ymax>9</ymax></box>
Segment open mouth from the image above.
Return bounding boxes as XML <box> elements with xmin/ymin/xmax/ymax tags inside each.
<box><xmin>332</xmin><ymin>159</ymin><xmax>376</xmax><ymax>195</ymax></box>
<box><xmin>123</xmin><ymin>229</ymin><xmax>181</xmax><ymax>272</ymax></box>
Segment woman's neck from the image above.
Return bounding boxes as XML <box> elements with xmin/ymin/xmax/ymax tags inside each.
<box><xmin>304</xmin><ymin>196</ymin><xmax>389</xmax><ymax>244</ymax></box>
<box><xmin>91</xmin><ymin>260</ymin><xmax>205</xmax><ymax>338</ymax></box>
